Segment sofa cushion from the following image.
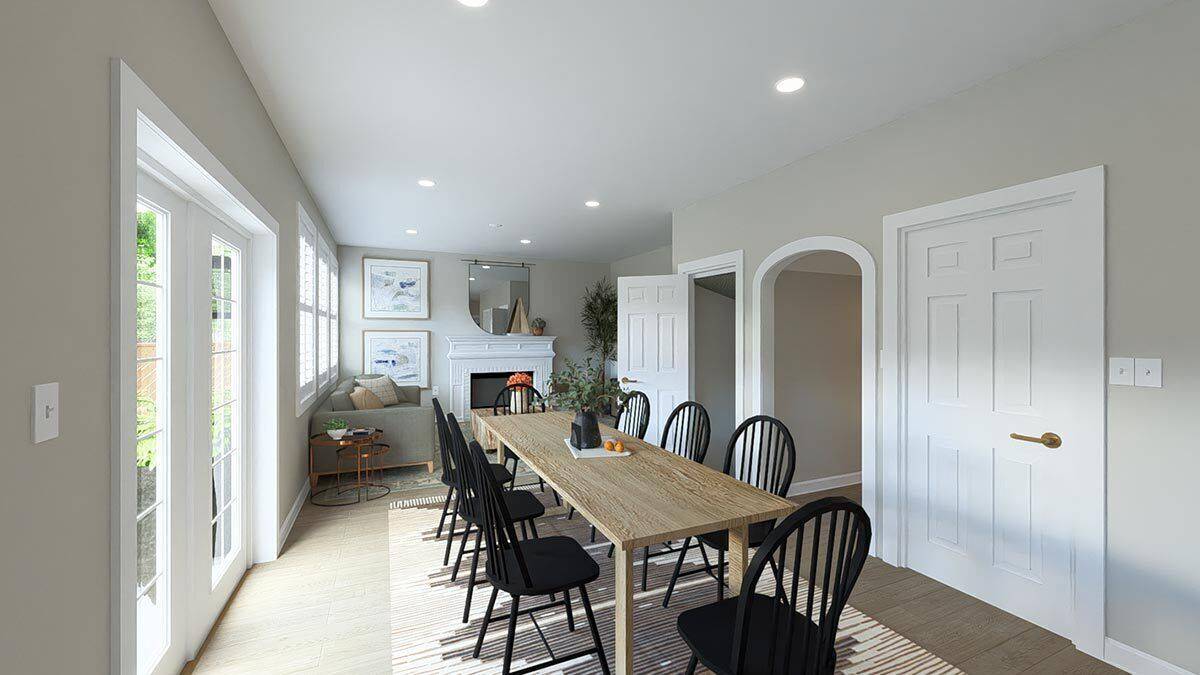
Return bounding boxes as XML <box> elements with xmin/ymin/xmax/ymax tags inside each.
<box><xmin>349</xmin><ymin>386</ymin><xmax>385</xmax><ymax>410</ymax></box>
<box><xmin>329</xmin><ymin>389</ymin><xmax>355</xmax><ymax>412</ymax></box>
<box><xmin>394</xmin><ymin>385</ymin><xmax>422</xmax><ymax>405</ymax></box>
<box><xmin>356</xmin><ymin>374</ymin><xmax>399</xmax><ymax>406</ymax></box>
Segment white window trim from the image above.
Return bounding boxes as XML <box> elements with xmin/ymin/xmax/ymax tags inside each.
<box><xmin>296</xmin><ymin>206</ymin><xmax>318</xmax><ymax>415</ymax></box>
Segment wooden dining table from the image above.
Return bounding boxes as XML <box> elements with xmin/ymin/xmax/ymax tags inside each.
<box><xmin>477</xmin><ymin>411</ymin><xmax>796</xmax><ymax>674</ymax></box>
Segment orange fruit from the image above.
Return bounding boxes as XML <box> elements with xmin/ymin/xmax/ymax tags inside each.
<box><xmin>604</xmin><ymin>440</ymin><xmax>615</xmax><ymax>451</ymax></box>
<box><xmin>614</xmin><ymin>441</ymin><xmax>625</xmax><ymax>453</ymax></box>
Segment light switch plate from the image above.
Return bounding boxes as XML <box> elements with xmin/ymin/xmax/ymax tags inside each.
<box><xmin>32</xmin><ymin>382</ymin><xmax>60</xmax><ymax>443</ymax></box>
<box><xmin>1135</xmin><ymin>358</ymin><xmax>1162</xmax><ymax>388</ymax></box>
<box><xmin>1108</xmin><ymin>358</ymin><xmax>1134</xmax><ymax>386</ymax></box>
<box><xmin>431</xmin><ymin>385</ymin><xmax>440</xmax><ymax>397</ymax></box>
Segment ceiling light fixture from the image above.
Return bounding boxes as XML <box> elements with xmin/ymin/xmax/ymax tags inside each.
<box><xmin>405</xmin><ymin>228</ymin><xmax>418</xmax><ymax>235</ymax></box>
<box><xmin>417</xmin><ymin>178</ymin><xmax>436</xmax><ymax>188</ymax></box>
<box><xmin>481</xmin><ymin>265</ymin><xmax>491</xmax><ymax>269</ymax></box>
<box><xmin>488</xmin><ymin>223</ymin><xmax>503</xmax><ymax>229</ymax></box>
<box><xmin>458</xmin><ymin>0</ymin><xmax>488</xmax><ymax>6</ymax></box>
<box><xmin>774</xmin><ymin>76</ymin><xmax>806</xmax><ymax>93</ymax></box>
<box><xmin>469</xmin><ymin>277</ymin><xmax>476</xmax><ymax>281</ymax></box>
<box><xmin>585</xmin><ymin>200</ymin><xmax>600</xmax><ymax>208</ymax></box>
<box><xmin>520</xmin><ymin>239</ymin><xmax>532</xmax><ymax>245</ymax></box>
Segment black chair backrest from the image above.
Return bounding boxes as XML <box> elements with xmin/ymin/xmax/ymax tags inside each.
<box><xmin>723</xmin><ymin>415</ymin><xmax>796</xmax><ymax>497</ymax></box>
<box><xmin>492</xmin><ymin>384</ymin><xmax>547</xmax><ymax>416</ymax></box>
<box><xmin>432</xmin><ymin>398</ymin><xmax>455</xmax><ymax>485</ymax></box>
<box><xmin>459</xmin><ymin>436</ymin><xmax>534</xmax><ymax>588</ymax></box>
<box><xmin>659</xmin><ymin>401</ymin><xmax>710</xmax><ymax>463</ymax></box>
<box><xmin>445</xmin><ymin>413</ymin><xmax>480</xmax><ymax>521</ymax></box>
<box><xmin>615</xmin><ymin>390</ymin><xmax>651</xmax><ymax>440</ymax></box>
<box><xmin>730</xmin><ymin>496</ymin><xmax>871</xmax><ymax>674</ymax></box>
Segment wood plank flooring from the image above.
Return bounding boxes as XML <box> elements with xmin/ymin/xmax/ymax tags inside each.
<box><xmin>191</xmin><ymin>482</ymin><xmax>1123</xmax><ymax>674</ymax></box>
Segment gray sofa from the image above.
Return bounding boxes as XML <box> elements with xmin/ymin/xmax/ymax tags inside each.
<box><xmin>309</xmin><ymin>375</ymin><xmax>435</xmax><ymax>475</ymax></box>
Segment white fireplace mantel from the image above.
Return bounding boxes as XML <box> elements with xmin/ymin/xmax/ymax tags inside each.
<box><xmin>446</xmin><ymin>335</ymin><xmax>556</xmax><ymax>419</ymax></box>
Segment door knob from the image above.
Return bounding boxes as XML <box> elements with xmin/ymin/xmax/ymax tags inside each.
<box><xmin>1009</xmin><ymin>432</ymin><xmax>1062</xmax><ymax>449</ymax></box>
<box><xmin>620</xmin><ymin>377</ymin><xmax>639</xmax><ymax>384</ymax></box>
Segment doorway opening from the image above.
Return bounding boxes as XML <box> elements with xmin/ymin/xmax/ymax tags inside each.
<box><xmin>772</xmin><ymin>252</ymin><xmax>863</xmax><ymax>494</ymax></box>
<box><xmin>692</xmin><ymin>273</ymin><xmax>736</xmax><ymax>469</ymax></box>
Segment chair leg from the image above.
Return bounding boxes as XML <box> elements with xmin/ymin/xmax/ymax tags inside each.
<box><xmin>473</xmin><ymin>586</ymin><xmax>499</xmax><ymax>658</ymax></box>
<box><xmin>642</xmin><ymin>546</ymin><xmax>650</xmax><ymax>592</ymax></box>
<box><xmin>567</xmin><ymin>505</ymin><xmax>575</xmax><ymax>520</ymax></box>
<box><xmin>717</xmin><ymin>548</ymin><xmax>725</xmax><ymax>602</ymax></box>
<box><xmin>443</xmin><ymin>505</ymin><xmax>459</xmax><ymax>565</ymax></box>
<box><xmin>528</xmin><ymin>518</ymin><xmax>540</xmax><ymax>539</ymax></box>
<box><xmin>451</xmin><ymin>523</ymin><xmax>472</xmax><ymax>581</ymax></box>
<box><xmin>562</xmin><ymin>588</ymin><xmax>576</xmax><ymax>631</ymax></box>
<box><xmin>435</xmin><ymin>487</ymin><xmax>454</xmax><ymax>539</ymax></box>
<box><xmin>502</xmin><ymin>595</ymin><xmax>520</xmax><ymax>675</ymax></box>
<box><xmin>520</xmin><ymin>520</ymin><xmax>528</xmax><ymax>540</ymax></box>
<box><xmin>686</xmin><ymin>654</ymin><xmax>698</xmax><ymax>674</ymax></box>
<box><xmin>662</xmin><ymin>536</ymin><xmax>691</xmax><ymax>608</ymax></box>
<box><xmin>551</xmin><ymin>486</ymin><xmax>560</xmax><ymax>506</ymax></box>
<box><xmin>590</xmin><ymin>525</ymin><xmax>597</xmax><ymax>543</ymax></box>
<box><xmin>607</xmin><ymin>543</ymin><xmax>615</xmax><ymax>558</ymax></box>
<box><xmin>462</xmin><ymin>529</ymin><xmax>483</xmax><ymax>623</ymax></box>
<box><xmin>579</xmin><ymin>586</ymin><xmax>611</xmax><ymax>675</ymax></box>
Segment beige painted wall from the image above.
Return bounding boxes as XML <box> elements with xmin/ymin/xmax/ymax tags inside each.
<box><xmin>773</xmin><ymin>270</ymin><xmax>862</xmax><ymax>483</ymax></box>
<box><xmin>694</xmin><ymin>285</ymin><xmax>736</xmax><ymax>470</ymax></box>
<box><xmin>0</xmin><ymin>0</ymin><xmax>336</xmax><ymax>670</ymax></box>
<box><xmin>340</xmin><ymin>247</ymin><xmax>610</xmax><ymax>399</ymax></box>
<box><xmin>671</xmin><ymin>2</ymin><xmax>1200</xmax><ymax>668</ymax></box>
<box><xmin>611</xmin><ymin>244</ymin><xmax>673</xmax><ymax>279</ymax></box>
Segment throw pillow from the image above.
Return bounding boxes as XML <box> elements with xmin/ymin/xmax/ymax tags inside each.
<box><xmin>349</xmin><ymin>386</ymin><xmax>384</xmax><ymax>410</ymax></box>
<box><xmin>356</xmin><ymin>375</ymin><xmax>399</xmax><ymax>406</ymax></box>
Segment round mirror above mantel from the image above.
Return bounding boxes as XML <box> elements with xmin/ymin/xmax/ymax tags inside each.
<box><xmin>466</xmin><ymin>260</ymin><xmax>534</xmax><ymax>335</ymax></box>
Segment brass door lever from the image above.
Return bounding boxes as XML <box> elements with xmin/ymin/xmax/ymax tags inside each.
<box><xmin>1009</xmin><ymin>432</ymin><xmax>1062</xmax><ymax>449</ymax></box>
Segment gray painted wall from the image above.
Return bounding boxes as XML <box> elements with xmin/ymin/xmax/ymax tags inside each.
<box><xmin>671</xmin><ymin>2</ymin><xmax>1200</xmax><ymax>669</ymax></box>
<box><xmin>611</xmin><ymin>244</ymin><xmax>673</xmax><ymax>279</ymax></box>
<box><xmin>0</xmin><ymin>0</ymin><xmax>337</xmax><ymax>670</ymax></box>
<box><xmin>694</xmin><ymin>285</ymin><xmax>736</xmax><ymax>470</ymax></box>
<box><xmin>773</xmin><ymin>270</ymin><xmax>862</xmax><ymax>484</ymax></box>
<box><xmin>340</xmin><ymin>247</ymin><xmax>610</xmax><ymax>401</ymax></box>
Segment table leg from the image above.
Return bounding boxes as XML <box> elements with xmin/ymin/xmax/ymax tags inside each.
<box><xmin>308</xmin><ymin>443</ymin><xmax>317</xmax><ymax>492</ymax></box>
<box><xmin>727</xmin><ymin>522</ymin><xmax>750</xmax><ymax>592</ymax></box>
<box><xmin>614</xmin><ymin>546</ymin><xmax>634</xmax><ymax>674</ymax></box>
<box><xmin>496</xmin><ymin>442</ymin><xmax>506</xmax><ymax>463</ymax></box>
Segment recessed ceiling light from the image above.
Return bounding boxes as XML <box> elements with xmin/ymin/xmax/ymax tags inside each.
<box><xmin>520</xmin><ymin>239</ymin><xmax>532</xmax><ymax>245</ymax></box>
<box><xmin>469</xmin><ymin>277</ymin><xmax>476</xmax><ymax>281</ymax></box>
<box><xmin>417</xmin><ymin>178</ymin><xmax>436</xmax><ymax>188</ymax></box>
<box><xmin>405</xmin><ymin>228</ymin><xmax>418</xmax><ymax>235</ymax></box>
<box><xmin>488</xmin><ymin>223</ymin><xmax>503</xmax><ymax>229</ymax></box>
<box><xmin>774</xmin><ymin>76</ymin><xmax>806</xmax><ymax>93</ymax></box>
<box><xmin>585</xmin><ymin>200</ymin><xmax>600</xmax><ymax>208</ymax></box>
<box><xmin>481</xmin><ymin>265</ymin><xmax>491</xmax><ymax>269</ymax></box>
<box><xmin>458</xmin><ymin>0</ymin><xmax>488</xmax><ymax>6</ymax></box>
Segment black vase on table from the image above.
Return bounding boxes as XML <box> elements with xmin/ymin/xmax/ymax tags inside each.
<box><xmin>571</xmin><ymin>410</ymin><xmax>603</xmax><ymax>449</ymax></box>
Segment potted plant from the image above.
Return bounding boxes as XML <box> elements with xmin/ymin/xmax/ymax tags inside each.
<box><xmin>324</xmin><ymin>418</ymin><xmax>350</xmax><ymax>440</ymax></box>
<box><xmin>580</xmin><ymin>278</ymin><xmax>617</xmax><ymax>383</ymax></box>
<box><xmin>548</xmin><ymin>358</ymin><xmax>623</xmax><ymax>449</ymax></box>
<box><xmin>530</xmin><ymin>317</ymin><xmax>547</xmax><ymax>336</ymax></box>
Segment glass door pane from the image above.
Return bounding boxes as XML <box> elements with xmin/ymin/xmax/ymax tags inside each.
<box><xmin>209</xmin><ymin>237</ymin><xmax>242</xmax><ymax>582</ymax></box>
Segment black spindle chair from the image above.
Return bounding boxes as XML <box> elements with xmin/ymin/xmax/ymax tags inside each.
<box><xmin>604</xmin><ymin>400</ymin><xmax>711</xmax><ymax>592</ymax></box>
<box><xmin>492</xmin><ymin>384</ymin><xmax>553</xmax><ymax>498</ymax></box>
<box><xmin>433</xmin><ymin>398</ymin><xmax>513</xmax><ymax>547</ymax></box>
<box><xmin>663</xmin><ymin>414</ymin><xmax>795</xmax><ymax>607</ymax></box>
<box><xmin>446</xmin><ymin>414</ymin><xmax>547</xmax><ymax>623</ymax></box>
<box><xmin>461</xmin><ymin>437</ymin><xmax>611</xmax><ymax>674</ymax></box>
<box><xmin>676</xmin><ymin>496</ymin><xmax>871</xmax><ymax>674</ymax></box>
<box><xmin>568</xmin><ymin>390</ymin><xmax>651</xmax><ymax>541</ymax></box>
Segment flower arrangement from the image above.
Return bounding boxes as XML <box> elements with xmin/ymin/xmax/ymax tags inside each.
<box><xmin>547</xmin><ymin>358</ymin><xmax>622</xmax><ymax>413</ymax></box>
<box><xmin>323</xmin><ymin>417</ymin><xmax>350</xmax><ymax>439</ymax></box>
<box><xmin>530</xmin><ymin>317</ymin><xmax>547</xmax><ymax>336</ymax></box>
<box><xmin>507</xmin><ymin>372</ymin><xmax>533</xmax><ymax>388</ymax></box>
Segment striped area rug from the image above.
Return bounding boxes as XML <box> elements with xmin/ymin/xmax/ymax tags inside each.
<box><xmin>388</xmin><ymin>489</ymin><xmax>961</xmax><ymax>674</ymax></box>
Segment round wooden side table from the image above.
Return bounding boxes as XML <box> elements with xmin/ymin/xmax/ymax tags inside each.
<box><xmin>309</xmin><ymin>430</ymin><xmax>391</xmax><ymax>506</ymax></box>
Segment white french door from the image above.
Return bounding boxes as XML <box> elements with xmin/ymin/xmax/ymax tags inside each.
<box><xmin>616</xmin><ymin>274</ymin><xmax>691</xmax><ymax>445</ymax></box>
<box><xmin>133</xmin><ymin>171</ymin><xmax>251</xmax><ymax>675</ymax></box>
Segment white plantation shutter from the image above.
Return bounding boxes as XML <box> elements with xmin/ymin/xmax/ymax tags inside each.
<box><xmin>317</xmin><ymin>247</ymin><xmax>331</xmax><ymax>386</ymax></box>
<box><xmin>297</xmin><ymin>215</ymin><xmax>318</xmax><ymax>408</ymax></box>
<box><xmin>330</xmin><ymin>263</ymin><xmax>339</xmax><ymax>377</ymax></box>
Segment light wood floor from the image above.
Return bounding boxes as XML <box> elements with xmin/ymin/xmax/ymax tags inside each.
<box><xmin>191</xmin><ymin>482</ymin><xmax>1123</xmax><ymax>674</ymax></box>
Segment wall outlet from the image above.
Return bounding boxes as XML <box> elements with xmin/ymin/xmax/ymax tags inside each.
<box><xmin>1108</xmin><ymin>358</ymin><xmax>1134</xmax><ymax>386</ymax></box>
<box><xmin>431</xmin><ymin>385</ymin><xmax>440</xmax><ymax>397</ymax></box>
<box><xmin>1134</xmin><ymin>358</ymin><xmax>1162</xmax><ymax>388</ymax></box>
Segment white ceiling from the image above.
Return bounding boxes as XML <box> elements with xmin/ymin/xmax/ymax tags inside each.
<box><xmin>210</xmin><ymin>0</ymin><xmax>1166</xmax><ymax>263</ymax></box>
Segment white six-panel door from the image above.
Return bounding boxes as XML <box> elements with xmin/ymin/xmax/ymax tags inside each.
<box><xmin>616</xmin><ymin>275</ymin><xmax>691</xmax><ymax>445</ymax></box>
<box><xmin>898</xmin><ymin>171</ymin><xmax>1104</xmax><ymax>641</ymax></box>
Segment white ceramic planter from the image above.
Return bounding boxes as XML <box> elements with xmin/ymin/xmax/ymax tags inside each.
<box><xmin>327</xmin><ymin>428</ymin><xmax>348</xmax><ymax>440</ymax></box>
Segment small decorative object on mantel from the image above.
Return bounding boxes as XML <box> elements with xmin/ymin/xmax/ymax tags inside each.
<box><xmin>548</xmin><ymin>357</ymin><xmax>623</xmax><ymax>450</ymax></box>
<box><xmin>506</xmin><ymin>372</ymin><xmax>534</xmax><ymax>413</ymax></box>
<box><xmin>323</xmin><ymin>418</ymin><xmax>350</xmax><ymax>440</ymax></box>
<box><xmin>530</xmin><ymin>317</ymin><xmax>547</xmax><ymax>336</ymax></box>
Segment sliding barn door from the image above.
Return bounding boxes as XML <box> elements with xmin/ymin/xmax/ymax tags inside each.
<box><xmin>616</xmin><ymin>275</ymin><xmax>690</xmax><ymax>445</ymax></box>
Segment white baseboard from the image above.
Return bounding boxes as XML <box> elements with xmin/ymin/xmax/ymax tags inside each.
<box><xmin>787</xmin><ymin>471</ymin><xmax>862</xmax><ymax>497</ymax></box>
<box><xmin>277</xmin><ymin>479</ymin><xmax>309</xmax><ymax>554</ymax></box>
<box><xmin>1104</xmin><ymin>638</ymin><xmax>1195</xmax><ymax>675</ymax></box>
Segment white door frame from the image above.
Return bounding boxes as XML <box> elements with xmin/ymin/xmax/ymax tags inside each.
<box><xmin>750</xmin><ymin>237</ymin><xmax>877</xmax><ymax>553</ymax></box>
<box><xmin>111</xmin><ymin>60</ymin><xmax>281</xmax><ymax>674</ymax></box>
<box><xmin>881</xmin><ymin>166</ymin><xmax>1106</xmax><ymax>657</ymax></box>
<box><xmin>678</xmin><ymin>250</ymin><xmax>744</xmax><ymax>423</ymax></box>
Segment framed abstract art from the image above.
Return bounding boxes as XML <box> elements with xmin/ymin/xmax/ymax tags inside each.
<box><xmin>362</xmin><ymin>330</ymin><xmax>430</xmax><ymax>389</ymax></box>
<box><xmin>362</xmin><ymin>257</ymin><xmax>429</xmax><ymax>319</ymax></box>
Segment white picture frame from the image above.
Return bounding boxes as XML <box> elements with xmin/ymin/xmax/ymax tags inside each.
<box><xmin>363</xmin><ymin>330</ymin><xmax>430</xmax><ymax>389</ymax></box>
<box><xmin>362</xmin><ymin>257</ymin><xmax>429</xmax><ymax>319</ymax></box>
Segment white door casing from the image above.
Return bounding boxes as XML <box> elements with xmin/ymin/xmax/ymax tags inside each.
<box><xmin>882</xmin><ymin>166</ymin><xmax>1105</xmax><ymax>656</ymax></box>
<box><xmin>617</xmin><ymin>275</ymin><xmax>691</xmax><ymax>445</ymax></box>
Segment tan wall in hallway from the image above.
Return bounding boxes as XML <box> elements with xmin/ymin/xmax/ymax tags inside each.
<box><xmin>0</xmin><ymin>1</ymin><xmax>335</xmax><ymax>670</ymax></box>
<box><xmin>672</xmin><ymin>2</ymin><xmax>1200</xmax><ymax>668</ymax></box>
